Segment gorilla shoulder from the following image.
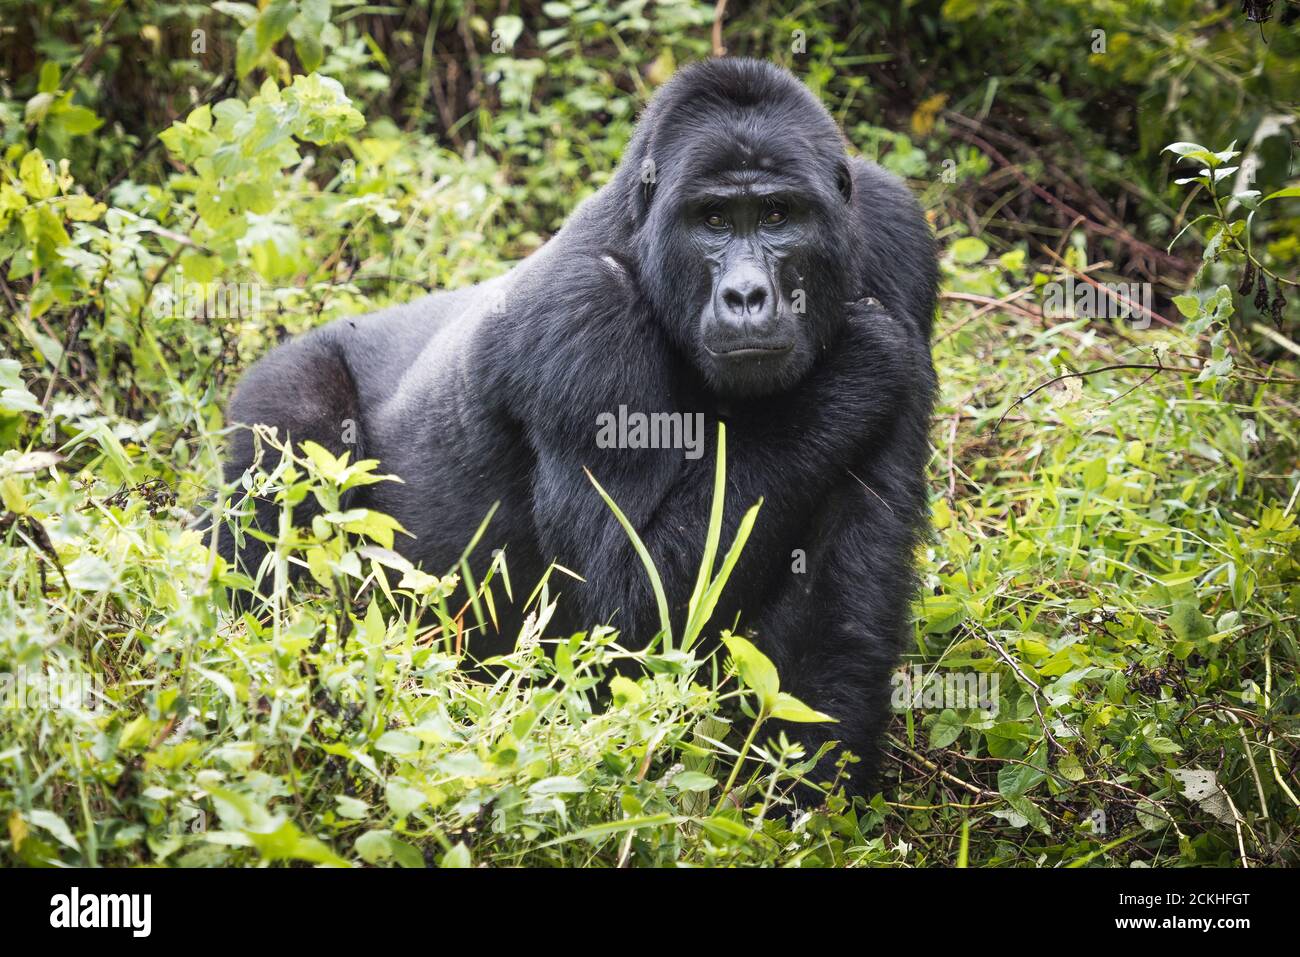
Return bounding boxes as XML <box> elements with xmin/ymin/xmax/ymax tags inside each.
<box><xmin>482</xmin><ymin>247</ymin><xmax>671</xmax><ymax>430</ymax></box>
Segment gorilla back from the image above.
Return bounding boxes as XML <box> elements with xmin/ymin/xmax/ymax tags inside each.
<box><xmin>218</xmin><ymin>58</ymin><xmax>937</xmax><ymax>796</ymax></box>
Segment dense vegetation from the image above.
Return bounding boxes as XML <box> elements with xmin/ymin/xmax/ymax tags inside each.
<box><xmin>0</xmin><ymin>1</ymin><xmax>1296</xmax><ymax>867</ymax></box>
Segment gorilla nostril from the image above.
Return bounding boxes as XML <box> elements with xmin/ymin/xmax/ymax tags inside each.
<box><xmin>722</xmin><ymin>287</ymin><xmax>747</xmax><ymax>314</ymax></box>
<box><xmin>720</xmin><ymin>280</ymin><xmax>771</xmax><ymax>319</ymax></box>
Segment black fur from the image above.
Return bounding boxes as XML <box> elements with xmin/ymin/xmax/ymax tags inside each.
<box><xmin>218</xmin><ymin>59</ymin><xmax>937</xmax><ymax>796</ymax></box>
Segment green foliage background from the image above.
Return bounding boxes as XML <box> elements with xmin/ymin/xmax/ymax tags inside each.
<box><xmin>0</xmin><ymin>0</ymin><xmax>1297</xmax><ymax>867</ymax></box>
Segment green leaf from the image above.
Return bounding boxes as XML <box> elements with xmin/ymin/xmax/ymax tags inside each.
<box><xmin>334</xmin><ymin>795</ymin><xmax>368</xmax><ymax>820</ymax></box>
<box><xmin>998</xmin><ymin>760</ymin><xmax>1045</xmax><ymax>798</ymax></box>
<box><xmin>920</xmin><ymin>593</ymin><xmax>966</xmax><ymax>633</ymax></box>
<box><xmin>1004</xmin><ymin>794</ymin><xmax>1051</xmax><ymax>834</ymax></box>
<box><xmin>538</xmin><ymin>27</ymin><xmax>568</xmax><ymax>47</ymax></box>
<box><xmin>528</xmin><ymin>776</ymin><xmax>588</xmax><ymax>796</ymax></box>
<box><xmin>65</xmin><ymin>554</ymin><xmax>116</xmax><ymax>591</ymax></box>
<box><xmin>1167</xmin><ymin>599</ymin><xmax>1211</xmax><ymax>643</ymax></box>
<box><xmin>55</xmin><ymin>105</ymin><xmax>101</xmax><ymax>136</ymax></box>
<box><xmin>385</xmin><ymin>781</ymin><xmax>426</xmax><ymax>818</ymax></box>
<box><xmin>671</xmin><ymin>771</ymin><xmax>716</xmax><ymax>793</ymax></box>
<box><xmin>19</xmin><ymin>150</ymin><xmax>57</xmax><ymax>199</ymax></box>
<box><xmin>1261</xmin><ymin>186</ymin><xmax>1300</xmax><ymax>203</ymax></box>
<box><xmin>24</xmin><ymin>92</ymin><xmax>53</xmax><ymax>125</ymax></box>
<box><xmin>928</xmin><ymin>708</ymin><xmax>964</xmax><ymax>749</ymax></box>
<box><xmin>278</xmin><ymin>73</ymin><xmax>366</xmax><ymax>143</ymax></box>
<box><xmin>493</xmin><ymin>15</ymin><xmax>525</xmax><ymax>50</ymax></box>
<box><xmin>441</xmin><ymin>842</ymin><xmax>472</xmax><ymax>868</ymax></box>
<box><xmin>247</xmin><ymin>818</ymin><xmax>348</xmax><ymax>866</ymax></box>
<box><xmin>37</xmin><ymin>61</ymin><xmax>60</xmax><ymax>93</ymax></box>
<box><xmin>609</xmin><ymin>675</ymin><xmax>644</xmax><ymax>707</ymax></box>
<box><xmin>355</xmin><ymin>829</ymin><xmax>398</xmax><ymax>863</ymax></box>
<box><xmin>1058</xmin><ymin>753</ymin><xmax>1085</xmax><ymax>782</ymax></box>
<box><xmin>235</xmin><ymin>26</ymin><xmax>261</xmax><ymax>78</ymax></box>
<box><xmin>770</xmin><ymin>692</ymin><xmax>835</xmax><ymax>723</ymax></box>
<box><xmin>329</xmin><ymin>509</ymin><xmax>410</xmax><ymax>549</ymax></box>
<box><xmin>722</xmin><ymin>633</ymin><xmax>780</xmax><ymax>712</ymax></box>
<box><xmin>213</xmin><ymin>1</ymin><xmax>259</xmax><ymax>27</ymax></box>
<box><xmin>256</xmin><ymin>0</ymin><xmax>296</xmax><ymax>55</ymax></box>
<box><xmin>1172</xmin><ymin>294</ymin><xmax>1200</xmax><ymax>318</ymax></box>
<box><xmin>1162</xmin><ymin>142</ymin><xmax>1219</xmax><ymax>167</ymax></box>
<box><xmin>375</xmin><ymin>731</ymin><xmax>420</xmax><ymax>755</ymax></box>
<box><xmin>27</xmin><ymin>809</ymin><xmax>79</xmax><ymax>851</ymax></box>
<box><xmin>294</xmin><ymin>32</ymin><xmax>324</xmax><ymax>73</ymax></box>
<box><xmin>290</xmin><ymin>0</ymin><xmax>330</xmax><ymax>71</ymax></box>
<box><xmin>1082</xmin><ymin>456</ymin><xmax>1108</xmax><ymax>492</ymax></box>
<box><xmin>0</xmin><ymin>359</ymin><xmax>42</xmax><ymax>414</ymax></box>
<box><xmin>950</xmin><ymin>236</ymin><xmax>989</xmax><ymax>264</ymax></box>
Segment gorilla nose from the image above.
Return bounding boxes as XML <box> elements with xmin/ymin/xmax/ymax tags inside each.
<box><xmin>716</xmin><ymin>265</ymin><xmax>776</xmax><ymax>330</ymax></box>
<box><xmin>708</xmin><ymin>263</ymin><xmax>790</xmax><ymax>359</ymax></box>
<box><xmin>721</xmin><ymin>279</ymin><xmax>768</xmax><ymax>318</ymax></box>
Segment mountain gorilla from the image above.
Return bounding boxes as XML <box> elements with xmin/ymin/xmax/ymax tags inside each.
<box><xmin>218</xmin><ymin>58</ymin><xmax>937</xmax><ymax>796</ymax></box>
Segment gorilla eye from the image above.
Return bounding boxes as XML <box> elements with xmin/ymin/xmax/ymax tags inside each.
<box><xmin>704</xmin><ymin>211</ymin><xmax>728</xmax><ymax>230</ymax></box>
<box><xmin>761</xmin><ymin>208</ymin><xmax>788</xmax><ymax>227</ymax></box>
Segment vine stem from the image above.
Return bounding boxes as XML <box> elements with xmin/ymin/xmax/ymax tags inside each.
<box><xmin>714</xmin><ymin>710</ymin><xmax>765</xmax><ymax>815</ymax></box>
<box><xmin>1209</xmin><ymin>179</ymin><xmax>1298</xmax><ymax>287</ymax></box>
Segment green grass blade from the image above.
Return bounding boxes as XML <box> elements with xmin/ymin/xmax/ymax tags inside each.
<box><xmin>585</xmin><ymin>467</ymin><xmax>673</xmax><ymax>649</ymax></box>
<box><xmin>684</xmin><ymin>421</ymin><xmax>727</xmax><ymax>647</ymax></box>
<box><xmin>683</xmin><ymin>498</ymin><xmax>762</xmax><ymax>651</ymax></box>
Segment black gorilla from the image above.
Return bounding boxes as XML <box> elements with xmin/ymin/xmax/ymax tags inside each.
<box><xmin>219</xmin><ymin>58</ymin><xmax>937</xmax><ymax>795</ymax></box>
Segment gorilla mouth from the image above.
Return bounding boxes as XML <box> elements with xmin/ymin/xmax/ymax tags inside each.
<box><xmin>705</xmin><ymin>341</ymin><xmax>794</xmax><ymax>359</ymax></box>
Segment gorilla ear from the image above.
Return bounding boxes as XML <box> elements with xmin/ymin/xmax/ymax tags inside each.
<box><xmin>638</xmin><ymin>178</ymin><xmax>656</xmax><ymax>220</ymax></box>
<box><xmin>835</xmin><ymin>160</ymin><xmax>853</xmax><ymax>203</ymax></box>
<box><xmin>627</xmin><ymin>172</ymin><xmax>655</xmax><ymax>225</ymax></box>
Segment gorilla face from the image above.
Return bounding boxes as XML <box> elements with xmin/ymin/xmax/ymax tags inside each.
<box><xmin>626</xmin><ymin>68</ymin><xmax>858</xmax><ymax>399</ymax></box>
<box><xmin>682</xmin><ymin>173</ymin><xmax>845</xmax><ymax>397</ymax></box>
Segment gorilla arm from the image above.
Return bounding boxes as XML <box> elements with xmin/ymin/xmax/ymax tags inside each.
<box><xmin>722</xmin><ymin>302</ymin><xmax>936</xmax><ymax>797</ymax></box>
<box><xmin>754</xmin><ymin>364</ymin><xmax>935</xmax><ymax>795</ymax></box>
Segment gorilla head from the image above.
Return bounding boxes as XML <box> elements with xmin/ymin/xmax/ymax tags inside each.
<box><xmin>619</xmin><ymin>59</ymin><xmax>857</xmax><ymax>398</ymax></box>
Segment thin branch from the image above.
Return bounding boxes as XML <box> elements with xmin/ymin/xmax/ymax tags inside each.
<box><xmin>886</xmin><ymin>735</ymin><xmax>999</xmax><ymax>800</ymax></box>
<box><xmin>978</xmin><ymin>626</ymin><xmax>1080</xmax><ymax>755</ymax></box>
<box><xmin>994</xmin><ymin>360</ymin><xmax>1300</xmax><ymax>433</ymax></box>
<box><xmin>711</xmin><ymin>0</ymin><xmax>728</xmax><ymax>56</ymax></box>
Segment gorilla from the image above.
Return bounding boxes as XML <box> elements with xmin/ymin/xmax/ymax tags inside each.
<box><xmin>218</xmin><ymin>58</ymin><xmax>937</xmax><ymax>797</ymax></box>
